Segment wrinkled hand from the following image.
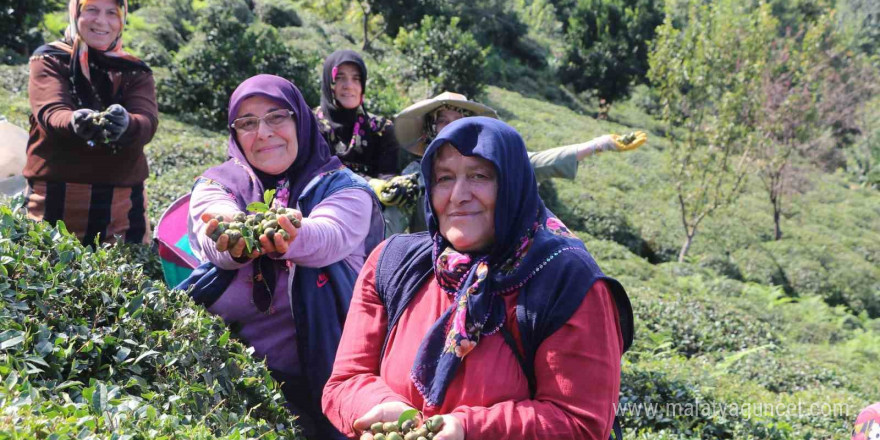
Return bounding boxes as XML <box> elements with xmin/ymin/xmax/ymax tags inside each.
<box><xmin>71</xmin><ymin>108</ymin><xmax>101</xmax><ymax>140</ymax></box>
<box><xmin>353</xmin><ymin>401</ymin><xmax>415</xmax><ymax>434</ymax></box>
<box><xmin>201</xmin><ymin>212</ymin><xmax>260</xmax><ymax>260</ymax></box>
<box><xmin>102</xmin><ymin>104</ymin><xmax>130</xmax><ymax>142</ymax></box>
<box><xmin>258</xmin><ymin>210</ymin><xmax>302</xmax><ymax>254</ymax></box>
<box><xmin>611</xmin><ymin>130</ymin><xmax>647</xmax><ymax>151</ymax></box>
<box><xmin>432</xmin><ymin>414</ymin><xmax>465</xmax><ymax>440</ymax></box>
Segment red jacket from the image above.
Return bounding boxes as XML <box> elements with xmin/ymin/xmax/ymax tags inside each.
<box><xmin>323</xmin><ymin>242</ymin><xmax>624</xmax><ymax>439</ymax></box>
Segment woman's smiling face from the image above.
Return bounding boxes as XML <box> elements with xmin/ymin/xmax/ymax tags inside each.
<box><xmin>431</xmin><ymin>143</ymin><xmax>498</xmax><ymax>253</ymax></box>
<box><xmin>332</xmin><ymin>62</ymin><xmax>363</xmax><ymax>110</ymax></box>
<box><xmin>234</xmin><ymin>96</ymin><xmax>299</xmax><ymax>175</ymax></box>
<box><xmin>77</xmin><ymin>0</ymin><xmax>122</xmax><ymax>51</ymax></box>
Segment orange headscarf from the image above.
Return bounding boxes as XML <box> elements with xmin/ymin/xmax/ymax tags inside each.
<box><xmin>48</xmin><ymin>0</ymin><xmax>142</xmax><ymax>83</ymax></box>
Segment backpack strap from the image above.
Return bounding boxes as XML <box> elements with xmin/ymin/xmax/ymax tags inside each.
<box><xmin>499</xmin><ymin>325</ymin><xmax>536</xmax><ymax>397</ymax></box>
<box><xmin>374</xmin><ymin>232</ymin><xmax>434</xmax><ymax>360</ymax></box>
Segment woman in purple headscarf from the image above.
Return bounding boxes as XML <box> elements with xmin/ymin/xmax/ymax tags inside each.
<box><xmin>186</xmin><ymin>74</ymin><xmax>384</xmax><ymax>439</ymax></box>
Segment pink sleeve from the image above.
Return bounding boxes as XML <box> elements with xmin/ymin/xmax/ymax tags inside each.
<box><xmin>279</xmin><ymin>188</ymin><xmax>373</xmax><ymax>268</ymax></box>
<box><xmin>322</xmin><ymin>241</ymin><xmax>412</xmax><ymax>438</ymax></box>
<box><xmin>450</xmin><ymin>280</ymin><xmax>623</xmax><ymax>440</ymax></box>
<box><xmin>188</xmin><ymin>181</ymin><xmax>249</xmax><ymax>270</ymax></box>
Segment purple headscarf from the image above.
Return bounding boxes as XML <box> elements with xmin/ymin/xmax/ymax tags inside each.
<box><xmin>213</xmin><ymin>74</ymin><xmax>342</xmax><ymax>206</ymax></box>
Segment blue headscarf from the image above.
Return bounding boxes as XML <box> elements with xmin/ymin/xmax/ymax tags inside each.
<box><xmin>412</xmin><ymin>117</ymin><xmax>595</xmax><ymax>406</ymax></box>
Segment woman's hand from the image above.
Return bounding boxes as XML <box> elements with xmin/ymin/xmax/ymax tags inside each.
<box><xmin>431</xmin><ymin>414</ymin><xmax>465</xmax><ymax>440</ymax></box>
<box><xmin>201</xmin><ymin>212</ymin><xmax>260</xmax><ymax>260</ymax></box>
<box><xmin>610</xmin><ymin>130</ymin><xmax>647</xmax><ymax>151</ymax></box>
<box><xmin>258</xmin><ymin>209</ymin><xmax>302</xmax><ymax>254</ymax></box>
<box><xmin>71</xmin><ymin>109</ymin><xmax>100</xmax><ymax>140</ymax></box>
<box><xmin>103</xmin><ymin>104</ymin><xmax>130</xmax><ymax>142</ymax></box>
<box><xmin>353</xmin><ymin>401</ymin><xmax>415</xmax><ymax>434</ymax></box>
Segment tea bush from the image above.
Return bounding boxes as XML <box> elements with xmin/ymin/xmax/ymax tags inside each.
<box><xmin>0</xmin><ymin>203</ymin><xmax>304</xmax><ymax>438</ymax></box>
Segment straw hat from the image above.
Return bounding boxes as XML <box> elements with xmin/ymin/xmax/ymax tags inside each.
<box><xmin>394</xmin><ymin>92</ymin><xmax>498</xmax><ymax>156</ymax></box>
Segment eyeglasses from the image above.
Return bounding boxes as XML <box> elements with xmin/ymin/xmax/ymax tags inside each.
<box><xmin>230</xmin><ymin>109</ymin><xmax>295</xmax><ymax>132</ymax></box>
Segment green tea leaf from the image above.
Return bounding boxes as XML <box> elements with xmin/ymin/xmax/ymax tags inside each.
<box><xmin>133</xmin><ymin>350</ymin><xmax>159</xmax><ymax>365</ymax></box>
<box><xmin>115</xmin><ymin>347</ymin><xmax>131</xmax><ymax>363</ymax></box>
<box><xmin>263</xmin><ymin>189</ymin><xmax>276</xmax><ymax>206</ymax></box>
<box><xmin>398</xmin><ymin>408</ymin><xmax>419</xmax><ymax>426</ymax></box>
<box><xmin>246</xmin><ymin>202</ymin><xmax>269</xmax><ymax>213</ymax></box>
<box><xmin>0</xmin><ymin>333</ymin><xmax>24</xmax><ymax>350</ymax></box>
<box><xmin>218</xmin><ymin>331</ymin><xmax>230</xmax><ymax>347</ymax></box>
<box><xmin>91</xmin><ymin>383</ymin><xmax>108</xmax><ymax>412</ymax></box>
<box><xmin>56</xmin><ymin>220</ymin><xmax>70</xmax><ymax>236</ymax></box>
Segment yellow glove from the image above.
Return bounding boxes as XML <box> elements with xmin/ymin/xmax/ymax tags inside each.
<box><xmin>611</xmin><ymin>130</ymin><xmax>647</xmax><ymax>151</ymax></box>
<box><xmin>369</xmin><ymin>178</ymin><xmax>388</xmax><ymax>199</ymax></box>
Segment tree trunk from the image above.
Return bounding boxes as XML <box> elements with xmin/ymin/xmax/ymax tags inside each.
<box><xmin>773</xmin><ymin>204</ymin><xmax>782</xmax><ymax>240</ymax></box>
<box><xmin>678</xmin><ymin>233</ymin><xmax>694</xmax><ymax>263</ymax></box>
<box><xmin>362</xmin><ymin>9</ymin><xmax>370</xmax><ymax>51</ymax></box>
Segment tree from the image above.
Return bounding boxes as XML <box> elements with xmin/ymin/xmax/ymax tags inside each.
<box><xmin>649</xmin><ymin>0</ymin><xmax>776</xmax><ymax>262</ymax></box>
<box><xmin>158</xmin><ymin>0</ymin><xmax>317</xmax><ymax>129</ymax></box>
<box><xmin>0</xmin><ymin>0</ymin><xmax>64</xmax><ymax>64</ymax></box>
<box><xmin>750</xmin><ymin>18</ymin><xmax>878</xmax><ymax>240</ymax></box>
<box><xmin>394</xmin><ymin>16</ymin><xmax>487</xmax><ymax>99</ymax></box>
<box><xmin>362</xmin><ymin>0</ymin><xmax>443</xmax><ymax>37</ymax></box>
<box><xmin>559</xmin><ymin>0</ymin><xmax>662</xmax><ymax>117</ymax></box>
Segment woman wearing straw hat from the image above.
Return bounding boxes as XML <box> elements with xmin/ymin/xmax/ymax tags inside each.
<box><xmin>385</xmin><ymin>91</ymin><xmax>646</xmax><ymax>231</ymax></box>
<box><xmin>395</xmin><ymin>92</ymin><xmax>646</xmax><ymax>180</ymax></box>
<box><xmin>24</xmin><ymin>0</ymin><xmax>157</xmax><ymax>245</ymax></box>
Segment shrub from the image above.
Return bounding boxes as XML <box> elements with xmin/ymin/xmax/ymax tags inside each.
<box><xmin>539</xmin><ymin>180</ymin><xmax>659</xmax><ymax>262</ymax></box>
<box><xmin>394</xmin><ymin>15</ymin><xmax>487</xmax><ymax>99</ymax></box>
<box><xmin>158</xmin><ymin>0</ymin><xmax>318</xmax><ymax>130</ymax></box>
<box><xmin>254</xmin><ymin>0</ymin><xmax>302</xmax><ymax>28</ymax></box>
<box><xmin>0</xmin><ymin>201</ymin><xmax>304</xmax><ymax>438</ymax></box>
<box><xmin>728</xmin><ymin>350</ymin><xmax>848</xmax><ymax>394</ymax></box>
<box><xmin>635</xmin><ymin>278</ymin><xmax>781</xmax><ymax>357</ymax></box>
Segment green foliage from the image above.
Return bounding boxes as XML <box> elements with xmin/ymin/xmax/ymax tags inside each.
<box><xmin>560</xmin><ymin>0</ymin><xmax>663</xmax><ymax>104</ymax></box>
<box><xmin>648</xmin><ymin>0</ymin><xmax>777</xmax><ymax>261</ymax></box>
<box><xmin>0</xmin><ymin>203</ymin><xmax>303</xmax><ymax>438</ymax></box>
<box><xmin>254</xmin><ymin>0</ymin><xmax>302</xmax><ymax>28</ymax></box>
<box><xmin>394</xmin><ymin>16</ymin><xmax>487</xmax><ymax>99</ymax></box>
<box><xmin>124</xmin><ymin>3</ymin><xmax>196</xmax><ymax>67</ymax></box>
<box><xmin>636</xmin><ymin>276</ymin><xmax>781</xmax><ymax>358</ymax></box>
<box><xmin>0</xmin><ymin>0</ymin><xmax>63</xmax><ymax>64</ymax></box>
<box><xmin>158</xmin><ymin>0</ymin><xmax>318</xmax><ymax>130</ymax></box>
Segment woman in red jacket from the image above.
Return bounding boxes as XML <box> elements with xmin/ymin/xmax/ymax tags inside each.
<box><xmin>323</xmin><ymin>117</ymin><xmax>633</xmax><ymax>440</ymax></box>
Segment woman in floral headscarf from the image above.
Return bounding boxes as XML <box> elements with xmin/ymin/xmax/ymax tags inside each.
<box><xmin>323</xmin><ymin>117</ymin><xmax>634</xmax><ymax>440</ymax></box>
<box><xmin>315</xmin><ymin>49</ymin><xmax>399</xmax><ymax>179</ymax></box>
<box><xmin>24</xmin><ymin>0</ymin><xmax>158</xmax><ymax>245</ymax></box>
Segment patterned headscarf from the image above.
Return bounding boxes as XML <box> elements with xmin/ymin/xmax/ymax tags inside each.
<box><xmin>43</xmin><ymin>0</ymin><xmax>147</xmax><ymax>110</ymax></box>
<box><xmin>50</xmin><ymin>0</ymin><xmax>143</xmax><ymax>81</ymax></box>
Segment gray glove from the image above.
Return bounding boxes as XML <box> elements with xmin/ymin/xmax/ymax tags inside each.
<box><xmin>70</xmin><ymin>108</ymin><xmax>100</xmax><ymax>140</ymax></box>
<box><xmin>102</xmin><ymin>104</ymin><xmax>130</xmax><ymax>142</ymax></box>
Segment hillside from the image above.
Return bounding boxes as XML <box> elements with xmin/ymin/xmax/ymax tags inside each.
<box><xmin>2</xmin><ymin>59</ymin><xmax>878</xmax><ymax>437</ymax></box>
<box><xmin>1</xmin><ymin>0</ymin><xmax>879</xmax><ymax>437</ymax></box>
